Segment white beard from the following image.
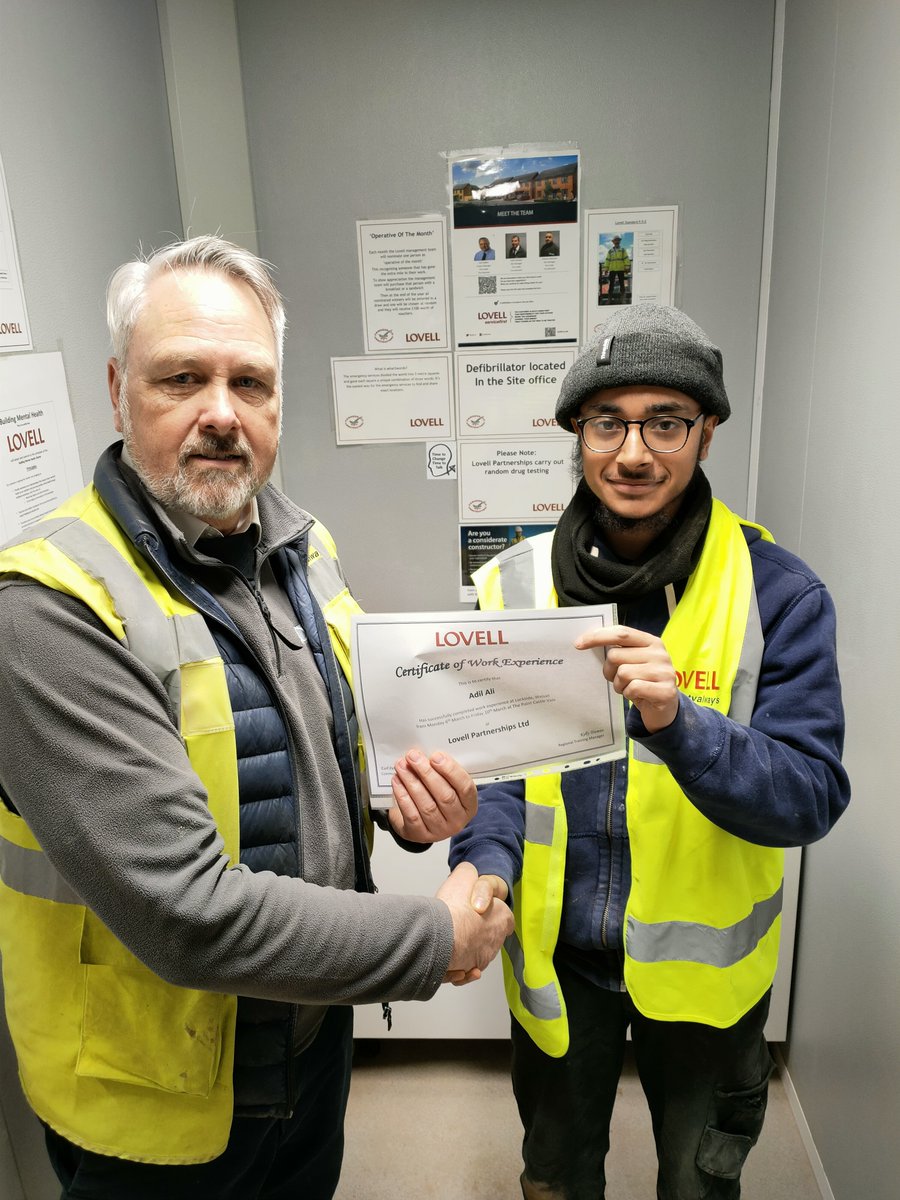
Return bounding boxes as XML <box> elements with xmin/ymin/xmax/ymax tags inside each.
<box><xmin>121</xmin><ymin>409</ymin><xmax>269</xmax><ymax>523</ymax></box>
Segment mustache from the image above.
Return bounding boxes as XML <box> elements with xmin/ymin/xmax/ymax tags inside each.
<box><xmin>179</xmin><ymin>433</ymin><xmax>253</xmax><ymax>464</ymax></box>
<box><xmin>606</xmin><ymin>466</ymin><xmax>662</xmax><ymax>482</ymax></box>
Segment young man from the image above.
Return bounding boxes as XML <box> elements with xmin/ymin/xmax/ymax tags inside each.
<box><xmin>451</xmin><ymin>304</ymin><xmax>849</xmax><ymax>1199</ymax></box>
<box><xmin>0</xmin><ymin>236</ymin><xmax>511</xmax><ymax>1199</ymax></box>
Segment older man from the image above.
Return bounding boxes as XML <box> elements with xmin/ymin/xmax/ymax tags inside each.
<box><xmin>0</xmin><ymin>236</ymin><xmax>511</xmax><ymax>1199</ymax></box>
<box><xmin>452</xmin><ymin>303</ymin><xmax>849</xmax><ymax>1199</ymax></box>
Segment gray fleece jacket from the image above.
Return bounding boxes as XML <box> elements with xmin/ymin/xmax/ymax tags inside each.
<box><xmin>0</xmin><ymin>450</ymin><xmax>454</xmax><ymax>1044</ymax></box>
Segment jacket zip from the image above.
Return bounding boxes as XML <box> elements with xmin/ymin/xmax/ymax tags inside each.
<box><xmin>249</xmin><ymin>575</ymin><xmax>284</xmax><ymax>677</ymax></box>
<box><xmin>599</xmin><ymin>759</ymin><xmax>618</xmax><ymax>949</ymax></box>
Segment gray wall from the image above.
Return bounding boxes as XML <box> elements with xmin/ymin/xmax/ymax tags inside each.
<box><xmin>0</xmin><ymin>1</ymin><xmax>183</xmax><ymax>1196</ymax></box>
<box><xmin>236</xmin><ymin>0</ymin><xmax>776</xmax><ymax>610</ymax></box>
<box><xmin>0</xmin><ymin>0</ymin><xmax>183</xmax><ymax>475</ymax></box>
<box><xmin>758</xmin><ymin>1</ymin><xmax>900</xmax><ymax>1197</ymax></box>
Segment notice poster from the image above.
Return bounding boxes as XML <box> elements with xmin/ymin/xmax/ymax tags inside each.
<box><xmin>0</xmin><ymin>151</ymin><xmax>32</xmax><ymax>353</ymax></box>
<box><xmin>459</xmin><ymin>522</ymin><xmax>554</xmax><ymax>602</ymax></box>
<box><xmin>356</xmin><ymin>215</ymin><xmax>450</xmax><ymax>352</ymax></box>
<box><xmin>0</xmin><ymin>352</ymin><xmax>82</xmax><ymax>540</ymax></box>
<box><xmin>455</xmin><ymin>347</ymin><xmax>575</xmax><ymax>440</ymax></box>
<box><xmin>331</xmin><ymin>353</ymin><xmax>454</xmax><ymax>444</ymax></box>
<box><xmin>448</xmin><ymin>144</ymin><xmax>580</xmax><ymax>348</ymax></box>
<box><xmin>458</xmin><ymin>439</ymin><xmax>574</xmax><ymax>525</ymax></box>
<box><xmin>583</xmin><ymin>206</ymin><xmax>678</xmax><ymax>341</ymax></box>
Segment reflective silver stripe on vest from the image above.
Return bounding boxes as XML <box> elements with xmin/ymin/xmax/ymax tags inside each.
<box><xmin>0</xmin><ymin>838</ymin><xmax>81</xmax><ymax>905</ymax></box>
<box><xmin>729</xmin><ymin>587</ymin><xmax>763</xmax><ymax>726</ymax></box>
<box><xmin>306</xmin><ymin>528</ymin><xmax>347</xmax><ymax>609</ymax></box>
<box><xmin>1</xmin><ymin>516</ymin><xmax>76</xmax><ymax>554</ymax></box>
<box><xmin>172</xmin><ymin>613</ymin><xmax>221</xmax><ymax>665</ymax></box>
<box><xmin>632</xmin><ymin>582</ymin><xmax>764</xmax><ymax>767</ymax></box>
<box><xmin>0</xmin><ymin>518</ymin><xmax>222</xmax><ymax>906</ymax></box>
<box><xmin>504</xmin><ymin>930</ymin><xmax>563</xmax><ymax>1020</ymax></box>
<box><xmin>7</xmin><ymin>517</ymin><xmax>196</xmax><ymax>720</ymax></box>
<box><xmin>525</xmin><ymin>801</ymin><xmax>555</xmax><ymax>847</ymax></box>
<box><xmin>49</xmin><ymin>520</ymin><xmax>176</xmax><ymax>683</ymax></box>
<box><xmin>631</xmin><ymin>740</ymin><xmax>664</xmax><ymax>765</ymax></box>
<box><xmin>626</xmin><ymin>881</ymin><xmax>783</xmax><ymax>968</ymax></box>
<box><xmin>496</xmin><ymin>542</ymin><xmax>539</xmax><ymax>609</ymax></box>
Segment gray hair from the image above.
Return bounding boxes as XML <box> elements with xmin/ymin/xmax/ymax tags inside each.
<box><xmin>106</xmin><ymin>235</ymin><xmax>287</xmax><ymax>378</ymax></box>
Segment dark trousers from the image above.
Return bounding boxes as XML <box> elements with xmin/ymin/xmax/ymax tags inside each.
<box><xmin>44</xmin><ymin>1004</ymin><xmax>354</xmax><ymax>1200</ymax></box>
<box><xmin>513</xmin><ymin>959</ymin><xmax>773</xmax><ymax>1200</ymax></box>
<box><xmin>607</xmin><ymin>270</ymin><xmax>627</xmax><ymax>302</ymax></box>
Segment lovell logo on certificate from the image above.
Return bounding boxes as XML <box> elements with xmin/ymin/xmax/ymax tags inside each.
<box><xmin>350</xmin><ymin>607</ymin><xmax>627</xmax><ymax>804</ymax></box>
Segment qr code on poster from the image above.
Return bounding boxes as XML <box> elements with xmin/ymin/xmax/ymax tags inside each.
<box><xmin>545</xmin><ymin>327</ymin><xmax>556</xmax><ymax>337</ymax></box>
<box><xmin>477</xmin><ymin>276</ymin><xmax>497</xmax><ymax>295</ymax></box>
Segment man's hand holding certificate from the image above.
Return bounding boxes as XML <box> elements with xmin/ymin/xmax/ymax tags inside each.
<box><xmin>351</xmin><ymin>606</ymin><xmax>627</xmax><ymax>804</ymax></box>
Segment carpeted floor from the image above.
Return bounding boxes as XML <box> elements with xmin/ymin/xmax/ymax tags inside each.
<box><xmin>337</xmin><ymin>1039</ymin><xmax>823</xmax><ymax>1199</ymax></box>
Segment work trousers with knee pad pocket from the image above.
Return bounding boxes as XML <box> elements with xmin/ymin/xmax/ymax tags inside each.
<box><xmin>513</xmin><ymin>956</ymin><xmax>773</xmax><ymax>1200</ymax></box>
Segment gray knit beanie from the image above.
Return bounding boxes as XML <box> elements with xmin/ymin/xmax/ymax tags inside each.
<box><xmin>556</xmin><ymin>304</ymin><xmax>730</xmax><ymax>429</ymax></box>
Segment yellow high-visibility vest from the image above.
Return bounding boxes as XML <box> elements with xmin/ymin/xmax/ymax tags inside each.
<box><xmin>0</xmin><ymin>483</ymin><xmax>360</xmax><ymax>1162</ymax></box>
<box><xmin>604</xmin><ymin>247</ymin><xmax>631</xmax><ymax>272</ymax></box>
<box><xmin>473</xmin><ymin>500</ymin><xmax>783</xmax><ymax>1056</ymax></box>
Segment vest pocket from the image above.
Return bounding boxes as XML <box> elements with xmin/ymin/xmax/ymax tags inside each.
<box><xmin>76</xmin><ymin>964</ymin><xmax>225</xmax><ymax>1097</ymax></box>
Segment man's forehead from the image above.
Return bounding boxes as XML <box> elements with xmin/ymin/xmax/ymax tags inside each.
<box><xmin>142</xmin><ymin>267</ymin><xmax>257</xmax><ymax>311</ymax></box>
<box><xmin>579</xmin><ymin>387</ymin><xmax>700</xmax><ymax>414</ymax></box>
<box><xmin>134</xmin><ymin>270</ymin><xmax>273</xmax><ymax>341</ymax></box>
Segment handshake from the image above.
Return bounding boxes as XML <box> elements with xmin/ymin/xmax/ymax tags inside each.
<box><xmin>437</xmin><ymin>864</ymin><xmax>512</xmax><ymax>986</ymax></box>
<box><xmin>385</xmin><ymin>747</ymin><xmax>514</xmax><ymax>987</ymax></box>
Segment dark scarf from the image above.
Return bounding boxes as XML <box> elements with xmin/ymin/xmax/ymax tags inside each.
<box><xmin>551</xmin><ymin>471</ymin><xmax>712</xmax><ymax>610</ymax></box>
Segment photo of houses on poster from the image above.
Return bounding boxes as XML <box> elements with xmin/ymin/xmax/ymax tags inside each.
<box><xmin>449</xmin><ymin>148</ymin><xmax>581</xmax><ymax>348</ymax></box>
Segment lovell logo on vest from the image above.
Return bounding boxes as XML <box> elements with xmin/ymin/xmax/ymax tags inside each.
<box><xmin>676</xmin><ymin>668</ymin><xmax>721</xmax><ymax>705</ymax></box>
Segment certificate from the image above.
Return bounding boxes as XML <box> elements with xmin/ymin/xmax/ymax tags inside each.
<box><xmin>351</xmin><ymin>607</ymin><xmax>626</xmax><ymax>802</ymax></box>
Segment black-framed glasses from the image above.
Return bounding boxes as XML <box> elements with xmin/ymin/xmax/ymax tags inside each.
<box><xmin>573</xmin><ymin>413</ymin><xmax>704</xmax><ymax>454</ymax></box>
